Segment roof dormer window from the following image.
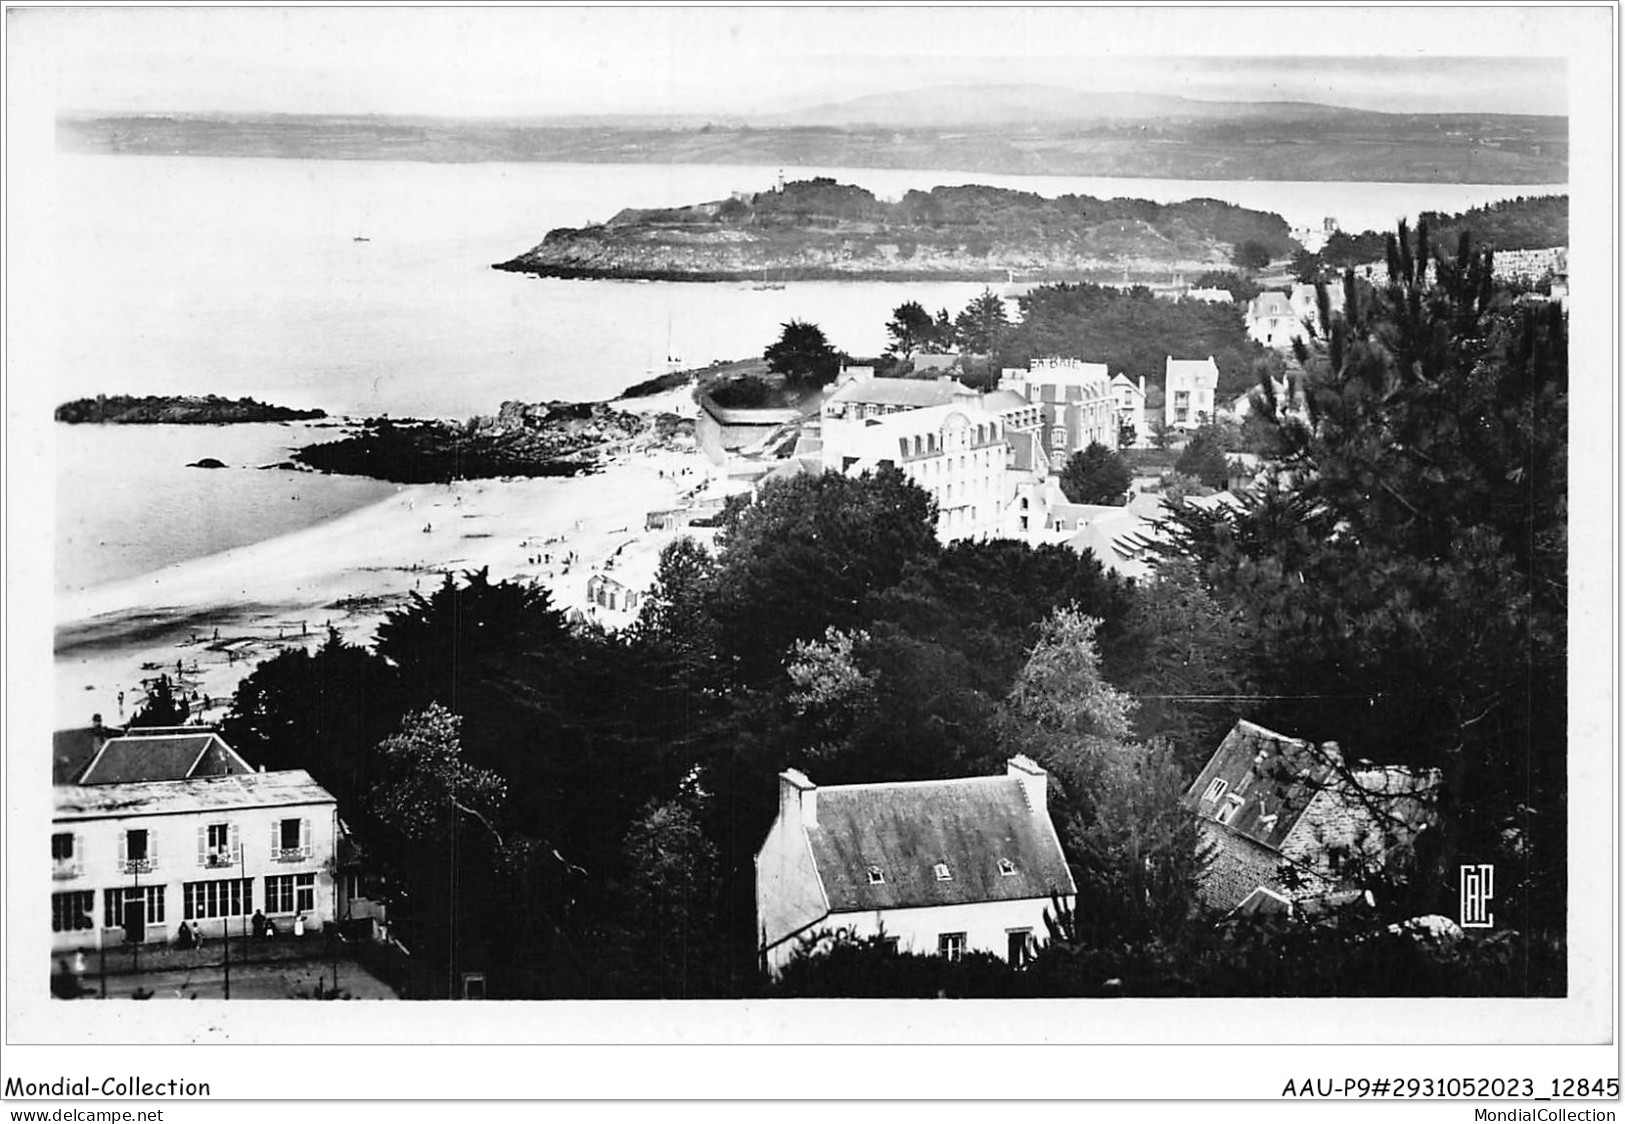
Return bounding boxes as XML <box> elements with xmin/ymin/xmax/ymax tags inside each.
<box><xmin>997</xmin><ymin>859</ymin><xmax>1017</xmax><ymax>877</ymax></box>
<box><xmin>866</xmin><ymin>866</ymin><xmax>885</xmax><ymax>885</ymax></box>
<box><xmin>933</xmin><ymin>862</ymin><xmax>952</xmax><ymax>882</ymax></box>
<box><xmin>1203</xmin><ymin>778</ymin><xmax>1228</xmax><ymax>803</ymax></box>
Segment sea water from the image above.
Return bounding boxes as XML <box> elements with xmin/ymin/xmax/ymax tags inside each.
<box><xmin>45</xmin><ymin>152</ymin><xmax>1557</xmax><ymax>592</ymax></box>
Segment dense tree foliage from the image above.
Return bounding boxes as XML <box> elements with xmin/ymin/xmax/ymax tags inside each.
<box><xmin>763</xmin><ymin>319</ymin><xmax>841</xmax><ymax>388</ymax></box>
<box><xmin>997</xmin><ymin>282</ymin><xmax>1276</xmax><ymax>400</ymax></box>
<box><xmin>1058</xmin><ymin>442</ymin><xmax>1133</xmax><ymax>505</ymax></box>
<box><xmin>1161</xmin><ymin>222</ymin><xmax>1567</xmax><ymax>955</ymax></box>
<box><xmin>129</xmin><ymin>674</ymin><xmax>190</xmax><ymax>727</ymax></box>
<box><xmin>953</xmin><ymin>288</ymin><xmax>1010</xmax><ymax>354</ymax></box>
<box><xmin>883</xmin><ymin>300</ymin><xmax>936</xmax><ymax>359</ymax></box>
<box><xmin>1173</xmin><ymin>425</ymin><xmax>1234</xmax><ymax>489</ymax></box>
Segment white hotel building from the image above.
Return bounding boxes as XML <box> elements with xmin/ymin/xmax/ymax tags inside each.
<box><xmin>50</xmin><ymin>729</ymin><xmax>339</xmax><ymax>951</ymax></box>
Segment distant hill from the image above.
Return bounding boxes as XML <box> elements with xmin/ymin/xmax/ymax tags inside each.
<box><xmin>493</xmin><ymin>176</ymin><xmax>1296</xmax><ymax>283</ymax></box>
<box><xmin>58</xmin><ymin>93</ymin><xmax>1568</xmax><ymax>185</ymax></box>
<box><xmin>761</xmin><ymin>83</ymin><xmax>1356</xmax><ymax>128</ymax></box>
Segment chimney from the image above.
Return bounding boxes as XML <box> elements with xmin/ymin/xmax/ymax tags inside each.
<box><xmin>779</xmin><ymin>767</ymin><xmax>817</xmax><ymax>829</ymax></box>
<box><xmin>1007</xmin><ymin>755</ymin><xmax>1047</xmax><ymax>812</ymax></box>
<box><xmin>1138</xmin><ymin>375</ymin><xmax>1146</xmax><ymax>397</ymax></box>
<box><xmin>91</xmin><ymin>713</ymin><xmax>103</xmax><ymax>730</ymax></box>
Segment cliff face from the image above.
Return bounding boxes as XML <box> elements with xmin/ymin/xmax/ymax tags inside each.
<box><xmin>494</xmin><ymin>179</ymin><xmax>1296</xmax><ymax>282</ymax></box>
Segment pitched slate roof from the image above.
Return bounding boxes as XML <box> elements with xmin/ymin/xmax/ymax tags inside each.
<box><xmin>53</xmin><ymin>726</ymin><xmax>111</xmax><ymax>786</ymax></box>
<box><xmin>1246</xmin><ymin>292</ymin><xmax>1294</xmax><ymax>321</ymax></box>
<box><xmin>77</xmin><ymin>732</ymin><xmax>252</xmax><ymax>786</ymax></box>
<box><xmin>1182</xmin><ymin>720</ymin><xmax>1332</xmax><ymax>850</ymax></box>
<box><xmin>1165</xmin><ymin>356</ymin><xmax>1219</xmax><ymax>385</ymax></box>
<box><xmin>825</xmin><ymin>376</ymin><xmax>971</xmax><ymax>410</ymax></box>
<box><xmin>55</xmin><ymin>769</ymin><xmax>336</xmax><ymax>822</ymax></box>
<box><xmin>805</xmin><ymin>775</ymin><xmax>1076</xmax><ymax>913</ymax></box>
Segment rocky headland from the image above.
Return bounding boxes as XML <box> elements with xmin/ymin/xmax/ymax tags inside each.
<box><xmin>493</xmin><ymin>178</ymin><xmax>1297</xmax><ymax>283</ymax></box>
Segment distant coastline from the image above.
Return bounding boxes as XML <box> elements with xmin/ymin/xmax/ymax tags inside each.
<box><xmin>56</xmin><ymin>394</ymin><xmax>327</xmax><ymax>425</ymax></box>
<box><xmin>56</xmin><ymin>110</ymin><xmax>1568</xmax><ymax>185</ymax></box>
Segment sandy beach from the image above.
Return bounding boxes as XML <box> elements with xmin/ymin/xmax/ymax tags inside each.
<box><xmin>54</xmin><ymin>387</ymin><xmax>724</xmax><ymax>730</ymax></box>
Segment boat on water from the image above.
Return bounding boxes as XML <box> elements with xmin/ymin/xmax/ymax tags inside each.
<box><xmin>353</xmin><ymin>236</ymin><xmax>371</xmax><ymax>243</ymax></box>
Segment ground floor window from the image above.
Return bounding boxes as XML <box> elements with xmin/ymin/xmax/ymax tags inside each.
<box><xmin>52</xmin><ymin>891</ymin><xmax>95</xmax><ymax>932</ymax></box>
<box><xmin>937</xmin><ymin>932</ymin><xmax>967</xmax><ymax>961</ymax></box>
<box><xmin>183</xmin><ymin>878</ymin><xmax>252</xmax><ymax>920</ymax></box>
<box><xmin>1007</xmin><ymin>928</ymin><xmax>1033</xmax><ymax>967</ymax></box>
<box><xmin>266</xmin><ymin>872</ymin><xmax>317</xmax><ymax>914</ymax></box>
<box><xmin>103</xmin><ymin>886</ymin><xmax>166</xmax><ymax>929</ymax></box>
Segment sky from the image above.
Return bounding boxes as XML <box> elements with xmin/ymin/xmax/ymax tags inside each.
<box><xmin>10</xmin><ymin>6</ymin><xmax>1581</xmax><ymax>120</ymax></box>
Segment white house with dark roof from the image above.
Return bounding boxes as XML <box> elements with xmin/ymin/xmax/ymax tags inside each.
<box><xmin>1182</xmin><ymin>720</ymin><xmax>1439</xmax><ymax>914</ymax></box>
<box><xmin>51</xmin><ymin>731</ymin><xmax>340</xmax><ymax>951</ymax></box>
<box><xmin>756</xmin><ymin>756</ymin><xmax>1076</xmax><ymax>976</ymax></box>
<box><xmin>1245</xmin><ymin>291</ymin><xmax>1300</xmax><ymax>349</ymax></box>
<box><xmin>1164</xmin><ymin>356</ymin><xmax>1219</xmax><ymax>429</ymax></box>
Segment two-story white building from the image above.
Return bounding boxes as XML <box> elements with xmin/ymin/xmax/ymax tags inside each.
<box><xmin>51</xmin><ymin>737</ymin><xmax>340</xmax><ymax>951</ymax></box>
<box><xmin>1164</xmin><ymin>356</ymin><xmax>1219</xmax><ymax>429</ymax></box>
<box><xmin>756</xmin><ymin>757</ymin><xmax>1076</xmax><ymax>977</ymax></box>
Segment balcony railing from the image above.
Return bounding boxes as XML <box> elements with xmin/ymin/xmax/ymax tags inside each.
<box><xmin>203</xmin><ymin>848</ymin><xmax>241</xmax><ymax>869</ymax></box>
<box><xmin>271</xmin><ymin>846</ymin><xmax>311</xmax><ymax>863</ymax></box>
<box><xmin>52</xmin><ymin>860</ymin><xmax>83</xmax><ymax>880</ymax></box>
<box><xmin>120</xmin><ymin>858</ymin><xmax>155</xmax><ymax>875</ymax></box>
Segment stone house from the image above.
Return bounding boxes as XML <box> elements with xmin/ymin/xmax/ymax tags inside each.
<box><xmin>1182</xmin><ymin>720</ymin><xmax>1438</xmax><ymax>914</ymax></box>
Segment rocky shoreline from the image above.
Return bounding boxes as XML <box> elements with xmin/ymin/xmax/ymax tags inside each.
<box><xmin>291</xmin><ymin>400</ymin><xmax>695</xmax><ymax>484</ymax></box>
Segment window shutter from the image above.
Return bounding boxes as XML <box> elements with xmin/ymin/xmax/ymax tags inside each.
<box><xmin>230</xmin><ymin>823</ymin><xmax>240</xmax><ymax>862</ymax></box>
<box><xmin>301</xmin><ymin>818</ymin><xmax>312</xmax><ymax>856</ymax></box>
<box><xmin>198</xmin><ymin>825</ymin><xmax>207</xmax><ymax>866</ymax></box>
<box><xmin>272</xmin><ymin>820</ymin><xmax>280</xmax><ymax>856</ymax></box>
<box><xmin>118</xmin><ymin>831</ymin><xmax>127</xmax><ymax>867</ymax></box>
<box><xmin>148</xmin><ymin>831</ymin><xmax>158</xmax><ymax>867</ymax></box>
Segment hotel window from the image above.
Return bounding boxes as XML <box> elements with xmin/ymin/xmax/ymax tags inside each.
<box><xmin>997</xmin><ymin>858</ymin><xmax>1018</xmax><ymax>877</ymax></box>
<box><xmin>200</xmin><ymin>822</ymin><xmax>240</xmax><ymax>868</ymax></box>
<box><xmin>937</xmin><ymin>932</ymin><xmax>967</xmax><ymax>961</ymax></box>
<box><xmin>273</xmin><ymin>817</ymin><xmax>311</xmax><ymax>861</ymax></box>
<box><xmin>933</xmin><ymin>862</ymin><xmax>952</xmax><ymax>882</ymax></box>
<box><xmin>52</xmin><ymin>890</ymin><xmax>95</xmax><ymax>933</ymax></box>
<box><xmin>120</xmin><ymin>828</ymin><xmax>155</xmax><ymax>872</ymax></box>
<box><xmin>183</xmin><ymin>878</ymin><xmax>252</xmax><ymax>920</ymax></box>
<box><xmin>104</xmin><ymin>885</ymin><xmax>166</xmax><ymax>929</ymax></box>
<box><xmin>52</xmin><ymin>832</ymin><xmax>75</xmax><ymax>862</ymax></box>
<box><xmin>266</xmin><ymin>872</ymin><xmax>317</xmax><ymax>914</ymax></box>
<box><xmin>866</xmin><ymin>866</ymin><xmax>885</xmax><ymax>885</ymax></box>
